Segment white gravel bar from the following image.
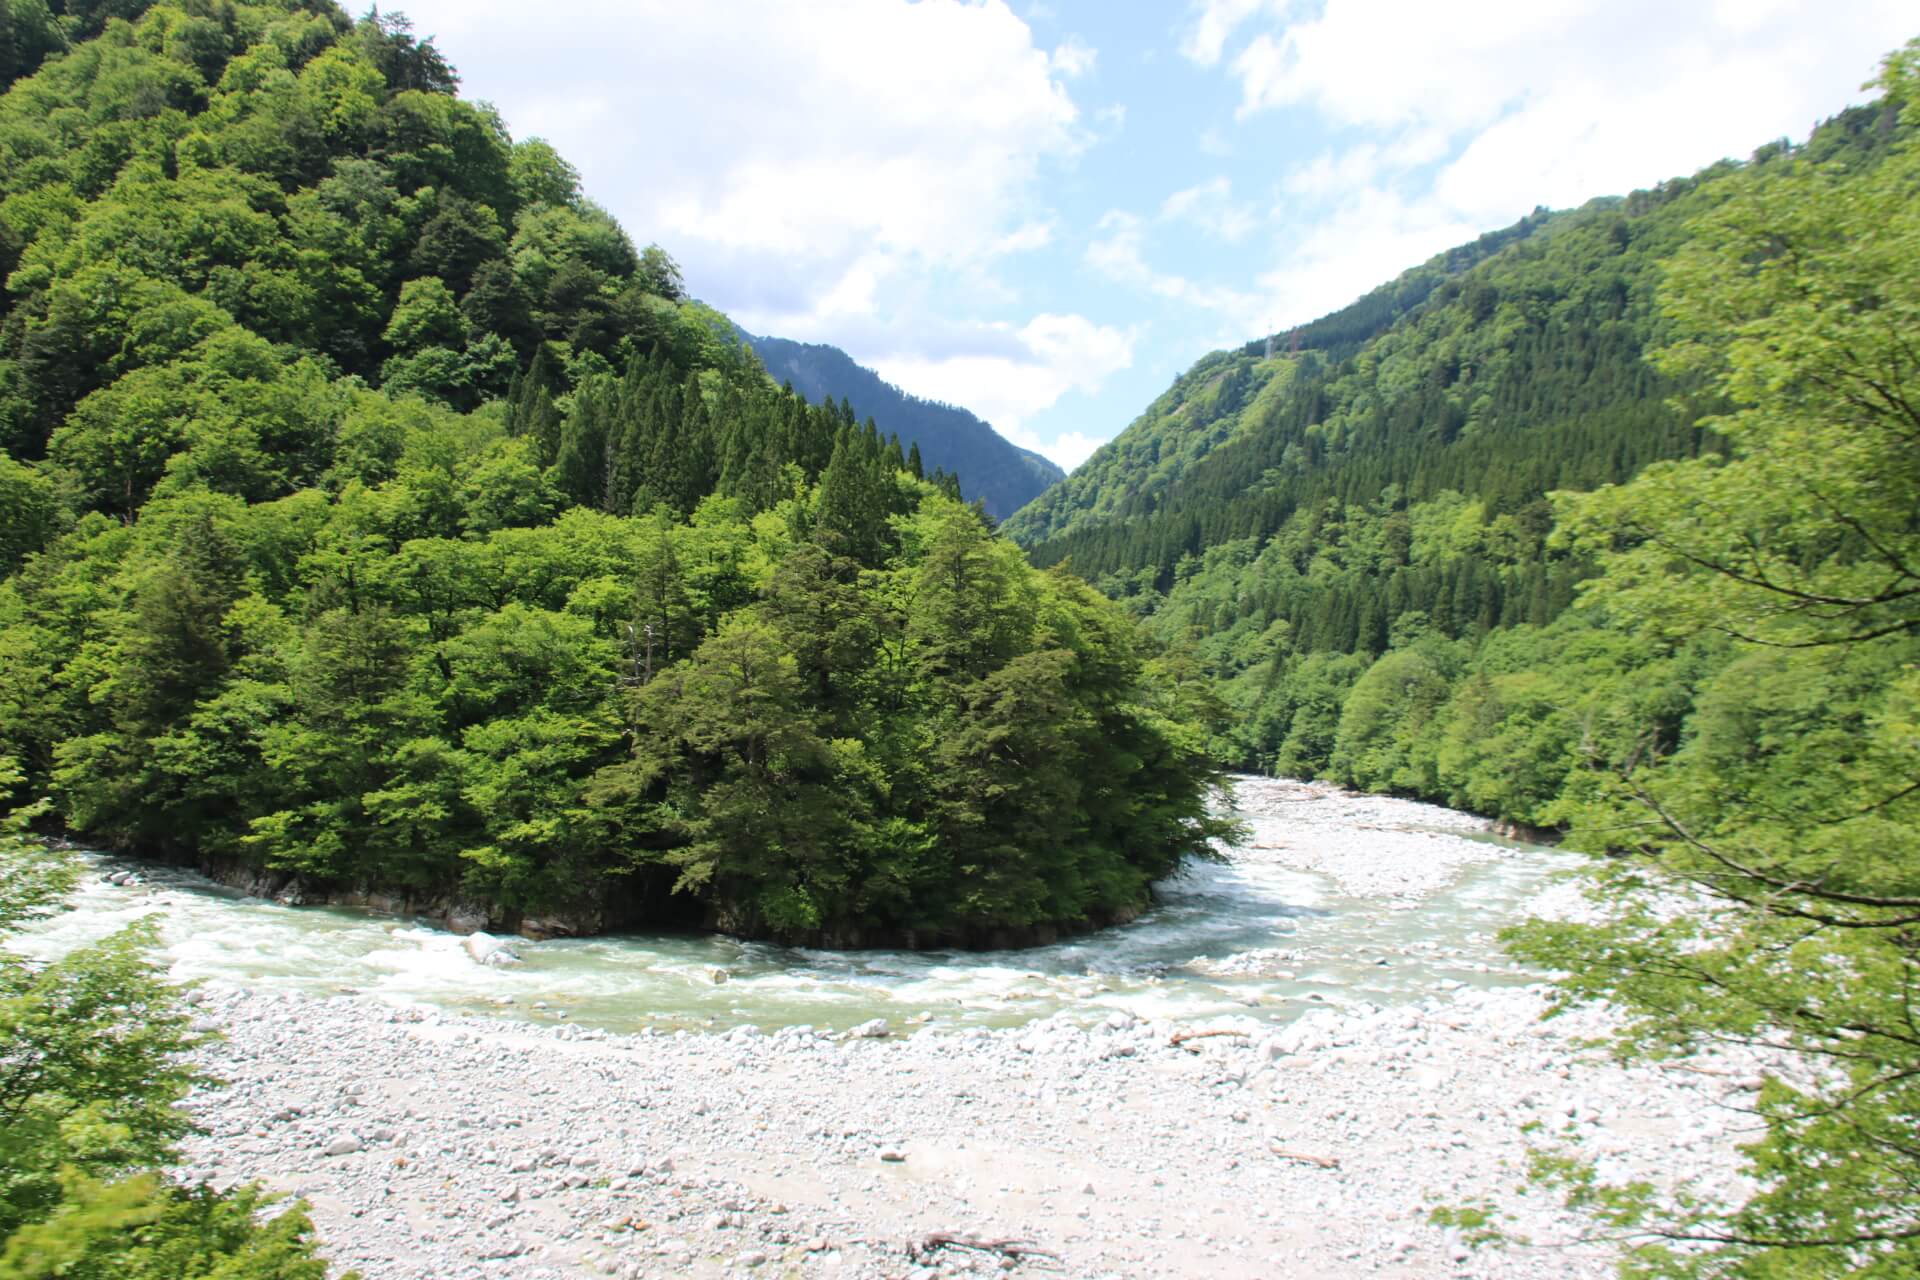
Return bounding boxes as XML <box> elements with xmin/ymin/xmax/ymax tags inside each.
<box><xmin>156</xmin><ymin>781</ymin><xmax>1761</xmax><ymax>1279</ymax></box>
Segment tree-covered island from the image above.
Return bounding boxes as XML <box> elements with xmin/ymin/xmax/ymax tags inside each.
<box><xmin>0</xmin><ymin>0</ymin><xmax>1232</xmax><ymax>947</ymax></box>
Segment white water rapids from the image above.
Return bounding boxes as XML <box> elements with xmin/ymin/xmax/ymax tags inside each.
<box><xmin>17</xmin><ymin>778</ymin><xmax>1577</xmax><ymax>1035</ymax></box>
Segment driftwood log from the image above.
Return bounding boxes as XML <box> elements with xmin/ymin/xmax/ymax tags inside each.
<box><xmin>1657</xmin><ymin>1062</ymin><xmax>1737</xmax><ymax>1079</ymax></box>
<box><xmin>1269</xmin><ymin>1144</ymin><xmax>1340</xmax><ymax>1169</ymax></box>
<box><xmin>1170</xmin><ymin>1028</ymin><xmax>1252</xmax><ymax>1049</ymax></box>
<box><xmin>911</xmin><ymin>1232</ymin><xmax>1060</xmax><ymax>1263</ymax></box>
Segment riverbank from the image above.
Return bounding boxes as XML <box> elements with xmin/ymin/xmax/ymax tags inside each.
<box><xmin>1228</xmin><ymin>775</ymin><xmax>1529</xmax><ymax>900</ymax></box>
<box><xmin>174</xmin><ymin>975</ymin><xmax>1761</xmax><ymax>1279</ymax></box>
<box><xmin>139</xmin><ymin>781</ymin><xmax>1762</xmax><ymax>1279</ymax></box>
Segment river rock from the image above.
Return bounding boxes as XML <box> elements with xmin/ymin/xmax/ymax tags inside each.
<box><xmin>461</xmin><ymin>931</ymin><xmax>520</xmax><ymax>966</ymax></box>
<box><xmin>844</xmin><ymin>1018</ymin><xmax>889</xmax><ymax>1040</ymax></box>
<box><xmin>1273</xmin><ymin>1014</ymin><xmax>1334</xmax><ymax>1056</ymax></box>
<box><xmin>445</xmin><ymin>906</ymin><xmax>488</xmax><ymax>934</ymax></box>
<box><xmin>519</xmin><ymin>915</ymin><xmax>572</xmax><ymax>940</ymax></box>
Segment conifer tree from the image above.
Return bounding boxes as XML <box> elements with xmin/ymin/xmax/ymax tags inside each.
<box><xmin>524</xmin><ymin>386</ymin><xmax>561</xmax><ymax>468</ymax></box>
<box><xmin>506</xmin><ymin>346</ymin><xmax>555</xmax><ymax>437</ymax></box>
<box><xmin>604</xmin><ymin>358</ymin><xmax>657</xmax><ymax>514</ymax></box>
<box><xmin>813</xmin><ymin>430</ymin><xmax>869</xmax><ymax>562</ymax></box>
<box><xmin>628</xmin><ymin>511</ymin><xmax>698</xmax><ymax>685</ymax></box>
<box><xmin>639</xmin><ymin>375</ymin><xmax>684</xmax><ymax>514</ymax></box>
<box><xmin>553</xmin><ymin>375</ymin><xmax>613</xmax><ymax>508</ymax></box>
<box><xmin>673</xmin><ymin>371</ymin><xmax>717</xmax><ymax>511</ymax></box>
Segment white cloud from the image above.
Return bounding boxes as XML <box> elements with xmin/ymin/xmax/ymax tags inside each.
<box><xmin>1229</xmin><ymin>0</ymin><xmax>1574</xmax><ymax>128</ymax></box>
<box><xmin>397</xmin><ymin>0</ymin><xmax>1084</xmax><ymax>340</ymax></box>
<box><xmin>1179</xmin><ymin>0</ymin><xmax>1271</xmax><ymax>68</ymax></box>
<box><xmin>1086</xmin><ymin>212</ymin><xmax>1177</xmax><ymax>297</ymax></box>
<box><xmin>397</xmin><ymin>0</ymin><xmax>1127</xmax><ymax>461</ymax></box>
<box><xmin>869</xmin><ymin>313</ymin><xmax>1137</xmax><ymax>463</ymax></box>
<box><xmin>1050</xmin><ymin>35</ymin><xmax>1098</xmax><ymax>78</ymax></box>
<box><xmin>1086</xmin><ymin>208</ymin><xmax>1265</xmax><ymax>332</ymax></box>
<box><xmin>1000</xmin><ymin>426</ymin><xmax>1109</xmax><ymax>471</ymax></box>
<box><xmin>1282</xmin><ymin>144</ymin><xmax>1380</xmax><ymax>198</ymax></box>
<box><xmin>1160</xmin><ymin>176</ymin><xmax>1258</xmax><ymax>242</ymax></box>
<box><xmin>991</xmin><ymin>219</ymin><xmax>1057</xmax><ymax>255</ymax></box>
<box><xmin>1254</xmin><ymin>190</ymin><xmax>1482</xmax><ymax>331</ymax></box>
<box><xmin>1191</xmin><ymin>0</ymin><xmax>1916</xmax><ymax>328</ymax></box>
<box><xmin>1283</xmin><ymin>131</ymin><xmax>1447</xmax><ymax>200</ymax></box>
<box><xmin>1230</xmin><ymin>0</ymin><xmax>1914</xmax><ymax>151</ymax></box>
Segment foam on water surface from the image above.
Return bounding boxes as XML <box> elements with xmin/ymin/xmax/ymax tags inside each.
<box><xmin>20</xmin><ymin>782</ymin><xmax>1579</xmax><ymax>1034</ymax></box>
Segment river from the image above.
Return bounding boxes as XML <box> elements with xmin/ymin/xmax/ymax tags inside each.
<box><xmin>18</xmin><ymin>777</ymin><xmax>1573</xmax><ymax>1035</ymax></box>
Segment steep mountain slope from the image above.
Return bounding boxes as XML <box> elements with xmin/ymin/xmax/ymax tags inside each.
<box><xmin>1000</xmin><ymin>195</ymin><xmax>1697</xmax><ymax>568</ymax></box>
<box><xmin>1008</xmin><ymin>106</ymin><xmax>1899</xmax><ymax>605</ymax></box>
<box><xmin>1001</xmin><ymin>209</ymin><xmax>1556</xmax><ymax>549</ymax></box>
<box><xmin>998</xmin><ymin>99</ymin><xmax>1903</xmax><ymax>791</ymax></box>
<box><xmin>746</xmin><ymin>332</ymin><xmax>1063</xmax><ymax>517</ymax></box>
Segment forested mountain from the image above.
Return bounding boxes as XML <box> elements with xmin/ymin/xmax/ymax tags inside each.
<box><xmin>1001</xmin><ymin>96</ymin><xmax>1906</xmax><ymax>805</ymax></box>
<box><xmin>0</xmin><ymin>0</ymin><xmax>1228</xmax><ymax>953</ymax></box>
<box><xmin>744</xmin><ymin>331</ymin><xmax>1064</xmax><ymax>518</ymax></box>
<box><xmin>1001</xmin><ymin>209</ymin><xmax>1558</xmax><ymax>551</ymax></box>
<box><xmin>1002</xmin><ymin>193</ymin><xmax>1709</xmax><ymax>574</ymax></box>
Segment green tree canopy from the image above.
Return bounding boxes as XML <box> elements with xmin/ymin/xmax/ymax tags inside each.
<box><xmin>1506</xmin><ymin>40</ymin><xmax>1920</xmax><ymax>1276</ymax></box>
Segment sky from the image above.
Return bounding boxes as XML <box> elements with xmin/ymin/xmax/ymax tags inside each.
<box><xmin>391</xmin><ymin>0</ymin><xmax>1914</xmax><ymax>472</ymax></box>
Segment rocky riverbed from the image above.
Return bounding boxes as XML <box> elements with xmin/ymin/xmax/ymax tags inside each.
<box><xmin>139</xmin><ymin>780</ymin><xmax>1765</xmax><ymax>1279</ymax></box>
<box><xmin>176</xmin><ymin>977</ymin><xmax>1766</xmax><ymax>1280</ymax></box>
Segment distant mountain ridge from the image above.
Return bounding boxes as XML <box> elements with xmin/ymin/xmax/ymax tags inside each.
<box><xmin>997</xmin><ymin>208</ymin><xmax>1558</xmax><ymax>552</ymax></box>
<box><xmin>743</xmin><ymin>332</ymin><xmax>1064</xmax><ymax>517</ymax></box>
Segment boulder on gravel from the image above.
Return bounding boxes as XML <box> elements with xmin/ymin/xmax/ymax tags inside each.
<box><xmin>1273</xmin><ymin>1013</ymin><xmax>1335</xmax><ymax>1056</ymax></box>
